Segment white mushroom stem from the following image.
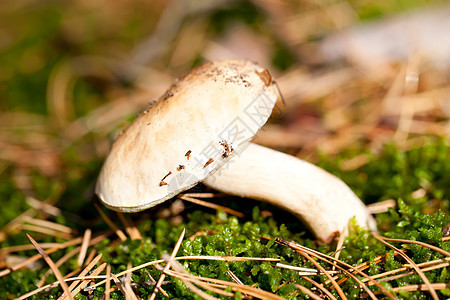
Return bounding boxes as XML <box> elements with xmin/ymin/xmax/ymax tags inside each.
<box><xmin>203</xmin><ymin>143</ymin><xmax>377</xmax><ymax>242</ymax></box>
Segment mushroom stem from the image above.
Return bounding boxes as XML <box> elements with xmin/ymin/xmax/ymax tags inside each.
<box><xmin>203</xmin><ymin>143</ymin><xmax>377</xmax><ymax>242</ymax></box>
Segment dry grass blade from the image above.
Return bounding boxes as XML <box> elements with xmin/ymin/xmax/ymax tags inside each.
<box><xmin>372</xmin><ymin>232</ymin><xmax>439</xmax><ymax>300</ymax></box>
<box><xmin>442</xmin><ymin>236</ymin><xmax>450</xmax><ymax>241</ymax></box>
<box><xmin>149</xmin><ymin>228</ymin><xmax>185</xmax><ymax>300</ymax></box>
<box><xmin>77</xmin><ymin>229</ymin><xmax>92</xmax><ymax>266</ymax></box>
<box><xmin>296</xmin><ymin>283</ymin><xmax>323</xmax><ymax>300</ymax></box>
<box><xmin>117</xmin><ymin>212</ymin><xmax>142</xmax><ymax>240</ymax></box>
<box><xmin>94</xmin><ymin>203</ymin><xmax>127</xmax><ymax>241</ymax></box>
<box><xmin>301</xmin><ymin>275</ymin><xmax>337</xmax><ymax>300</ymax></box>
<box><xmin>179</xmin><ymin>195</ymin><xmax>245</xmax><ymax>218</ymax></box>
<box><xmin>26</xmin><ymin>234</ymin><xmax>73</xmax><ymax>300</ymax></box>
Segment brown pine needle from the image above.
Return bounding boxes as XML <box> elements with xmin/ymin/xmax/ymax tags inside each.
<box><xmin>70</xmin><ymin>263</ymin><xmax>106</xmax><ymax>298</ymax></box>
<box><xmin>84</xmin><ymin>249</ymin><xmax>97</xmax><ymax>267</ymax></box>
<box><xmin>117</xmin><ymin>212</ymin><xmax>142</xmax><ymax>240</ymax></box>
<box><xmin>227</xmin><ymin>269</ymin><xmax>244</xmax><ymax>285</ymax></box>
<box><xmin>182</xmin><ymin>192</ymin><xmax>217</xmax><ymax>198</ymax></box>
<box><xmin>377</xmin><ymin>235</ymin><xmax>450</xmax><ymax>257</ymax></box>
<box><xmin>179</xmin><ymin>195</ymin><xmax>245</xmax><ymax>218</ymax></box>
<box><xmin>392</xmin><ymin>283</ymin><xmax>450</xmax><ymax>292</ymax></box>
<box><xmin>84</xmin><ymin>255</ymin><xmax>280</xmax><ymax>292</ymax></box>
<box><xmin>149</xmin><ymin>228</ymin><xmax>185</xmax><ymax>300</ymax></box>
<box><xmin>64</xmin><ymin>254</ymin><xmax>102</xmax><ymax>297</ymax></box>
<box><xmin>146</xmin><ymin>270</ymin><xmax>169</xmax><ymax>297</ymax></box>
<box><xmin>274</xmin><ymin>237</ymin><xmax>390</xmax><ymax>299</ymax></box>
<box><xmin>26</xmin><ymin>197</ymin><xmax>61</xmax><ymax>216</ymax></box>
<box><xmin>333</xmin><ymin>226</ymin><xmax>346</xmax><ymax>271</ymax></box>
<box><xmin>124</xmin><ymin>262</ymin><xmax>138</xmax><ymax>300</ymax></box>
<box><xmin>37</xmin><ymin>233</ymin><xmax>109</xmax><ymax>288</ymax></box>
<box><xmin>366</xmin><ymin>199</ymin><xmax>397</xmax><ymax>214</ymax></box>
<box><xmin>38</xmin><ymin>246</ymin><xmax>82</xmax><ymax>287</ymax></box>
<box><xmin>161</xmin><ymin>257</ymin><xmax>222</xmax><ymax>299</ymax></box>
<box><xmin>111</xmin><ymin>272</ymin><xmax>127</xmax><ymax>297</ymax></box>
<box><xmin>300</xmin><ymin>250</ymin><xmax>348</xmax><ymax>300</ymax></box>
<box><xmin>301</xmin><ymin>275</ymin><xmax>337</xmax><ymax>300</ymax></box>
<box><xmin>296</xmin><ymin>284</ymin><xmax>323</xmax><ymax>300</ymax></box>
<box><xmin>105</xmin><ymin>265</ymin><xmax>111</xmax><ymax>300</ymax></box>
<box><xmin>2</xmin><ymin>242</ymin><xmax>67</xmax><ymax>253</ymax></box>
<box><xmin>158</xmin><ymin>266</ymin><xmax>284</xmax><ymax>300</ymax></box>
<box><xmin>0</xmin><ymin>236</ymin><xmax>83</xmax><ymax>277</ymax></box>
<box><xmin>23</xmin><ymin>216</ymin><xmax>73</xmax><ymax>234</ymax></box>
<box><xmin>276</xmin><ymin>263</ymin><xmax>340</xmax><ymax>275</ymax></box>
<box><xmin>94</xmin><ymin>203</ymin><xmax>127</xmax><ymax>241</ymax></box>
<box><xmin>77</xmin><ymin>229</ymin><xmax>92</xmax><ymax>266</ymax></box>
<box><xmin>363</xmin><ymin>257</ymin><xmax>450</xmax><ymax>284</ymax></box>
<box><xmin>372</xmin><ymin>232</ymin><xmax>439</xmax><ymax>300</ymax></box>
<box><xmin>20</xmin><ymin>224</ymin><xmax>72</xmax><ymax>239</ymax></box>
<box><xmin>26</xmin><ymin>234</ymin><xmax>73</xmax><ymax>300</ymax></box>
<box><xmin>442</xmin><ymin>236</ymin><xmax>450</xmax><ymax>241</ymax></box>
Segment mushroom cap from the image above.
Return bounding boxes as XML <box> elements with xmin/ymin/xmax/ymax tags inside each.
<box><xmin>96</xmin><ymin>60</ymin><xmax>279</xmax><ymax>212</ymax></box>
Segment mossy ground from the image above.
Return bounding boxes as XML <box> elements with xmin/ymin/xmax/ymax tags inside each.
<box><xmin>1</xmin><ymin>1</ymin><xmax>449</xmax><ymax>299</ymax></box>
<box><xmin>1</xmin><ymin>141</ymin><xmax>449</xmax><ymax>299</ymax></box>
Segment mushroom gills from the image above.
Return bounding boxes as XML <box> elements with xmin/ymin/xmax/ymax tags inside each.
<box><xmin>203</xmin><ymin>142</ymin><xmax>377</xmax><ymax>242</ymax></box>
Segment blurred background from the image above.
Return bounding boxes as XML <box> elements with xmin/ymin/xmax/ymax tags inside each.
<box><xmin>1</xmin><ymin>0</ymin><xmax>450</xmax><ymax>220</ymax></box>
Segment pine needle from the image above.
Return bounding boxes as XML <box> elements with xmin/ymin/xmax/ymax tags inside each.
<box><xmin>179</xmin><ymin>194</ymin><xmax>245</xmax><ymax>218</ymax></box>
<box><xmin>94</xmin><ymin>203</ymin><xmax>127</xmax><ymax>241</ymax></box>
<box><xmin>149</xmin><ymin>228</ymin><xmax>185</xmax><ymax>300</ymax></box>
<box><xmin>26</xmin><ymin>234</ymin><xmax>73</xmax><ymax>300</ymax></box>
<box><xmin>77</xmin><ymin>229</ymin><xmax>92</xmax><ymax>266</ymax></box>
<box><xmin>372</xmin><ymin>232</ymin><xmax>439</xmax><ymax>300</ymax></box>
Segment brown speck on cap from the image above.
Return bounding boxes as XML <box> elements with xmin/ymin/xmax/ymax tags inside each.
<box><xmin>255</xmin><ymin>69</ymin><xmax>272</xmax><ymax>86</ymax></box>
<box><xmin>159</xmin><ymin>171</ymin><xmax>172</xmax><ymax>186</ymax></box>
<box><xmin>219</xmin><ymin>140</ymin><xmax>233</xmax><ymax>158</ymax></box>
<box><xmin>176</xmin><ymin>165</ymin><xmax>185</xmax><ymax>171</ymax></box>
<box><xmin>185</xmin><ymin>150</ymin><xmax>192</xmax><ymax>160</ymax></box>
<box><xmin>203</xmin><ymin>158</ymin><xmax>214</xmax><ymax>168</ymax></box>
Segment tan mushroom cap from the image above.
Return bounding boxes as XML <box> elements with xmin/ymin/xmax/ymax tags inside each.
<box><xmin>95</xmin><ymin>60</ymin><xmax>279</xmax><ymax>212</ymax></box>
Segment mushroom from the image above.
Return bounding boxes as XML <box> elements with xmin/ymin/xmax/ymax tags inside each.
<box><xmin>96</xmin><ymin>59</ymin><xmax>376</xmax><ymax>242</ymax></box>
